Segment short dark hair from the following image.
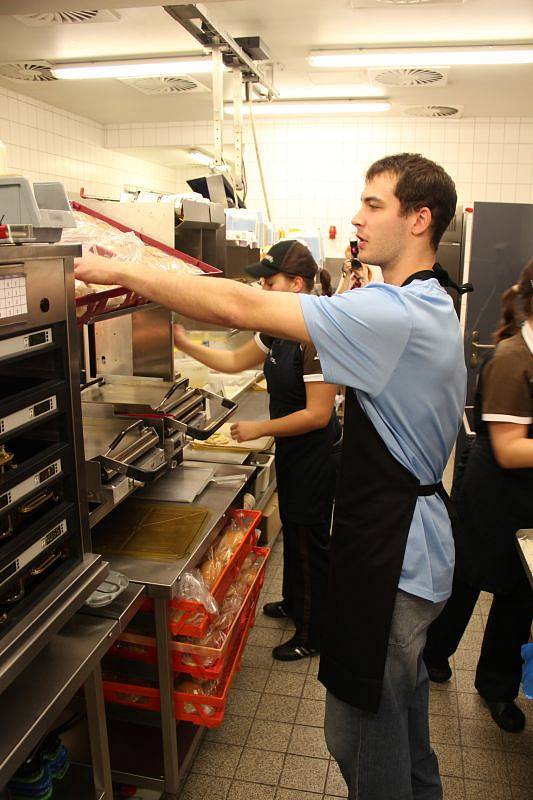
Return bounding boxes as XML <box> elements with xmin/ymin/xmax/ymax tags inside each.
<box><xmin>366</xmin><ymin>153</ymin><xmax>457</xmax><ymax>250</ymax></box>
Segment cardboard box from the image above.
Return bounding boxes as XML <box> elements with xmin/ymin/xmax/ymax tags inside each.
<box><xmin>258</xmin><ymin>491</ymin><xmax>282</xmax><ymax>547</ymax></box>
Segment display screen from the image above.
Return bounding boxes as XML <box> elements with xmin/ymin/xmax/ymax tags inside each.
<box><xmin>33</xmin><ymin>399</ymin><xmax>52</xmax><ymax>417</ymax></box>
<box><xmin>28</xmin><ymin>331</ymin><xmax>48</xmax><ymax>347</ymax></box>
<box><xmin>43</xmin><ymin>523</ymin><xmax>64</xmax><ymax>547</ymax></box>
<box><xmin>39</xmin><ymin>464</ymin><xmax>57</xmax><ymax>484</ymax></box>
<box><xmin>0</xmin><ymin>493</ymin><xmax>8</xmax><ymax>510</ymax></box>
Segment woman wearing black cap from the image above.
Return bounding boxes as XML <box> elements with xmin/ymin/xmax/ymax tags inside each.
<box><xmin>173</xmin><ymin>240</ymin><xmax>341</xmax><ymax>660</ymax></box>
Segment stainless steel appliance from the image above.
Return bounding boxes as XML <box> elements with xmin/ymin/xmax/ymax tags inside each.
<box><xmin>0</xmin><ymin>244</ymin><xmax>104</xmax><ymax>671</ymax></box>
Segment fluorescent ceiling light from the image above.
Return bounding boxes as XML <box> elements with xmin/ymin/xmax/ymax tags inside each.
<box><xmin>188</xmin><ymin>150</ymin><xmax>229</xmax><ymax>172</ymax></box>
<box><xmin>52</xmin><ymin>57</ymin><xmax>225</xmax><ymax>80</ymax></box>
<box><xmin>225</xmin><ymin>100</ymin><xmax>391</xmax><ymax>116</ymax></box>
<box><xmin>308</xmin><ymin>46</ymin><xmax>533</xmax><ymax>68</ymax></box>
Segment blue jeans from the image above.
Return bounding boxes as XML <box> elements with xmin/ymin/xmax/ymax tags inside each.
<box><xmin>325</xmin><ymin>590</ymin><xmax>446</xmax><ymax>800</ymax></box>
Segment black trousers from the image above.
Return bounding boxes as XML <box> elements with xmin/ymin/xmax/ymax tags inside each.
<box><xmin>423</xmin><ymin>576</ymin><xmax>533</xmax><ymax>701</ymax></box>
<box><xmin>280</xmin><ymin>518</ymin><xmax>330</xmax><ymax>648</ymax></box>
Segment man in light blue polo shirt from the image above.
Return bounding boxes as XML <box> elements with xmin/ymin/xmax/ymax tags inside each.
<box><xmin>74</xmin><ymin>153</ymin><xmax>467</xmax><ymax>800</ymax></box>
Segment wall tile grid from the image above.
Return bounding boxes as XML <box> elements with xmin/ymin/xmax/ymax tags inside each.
<box><xmin>0</xmin><ymin>85</ymin><xmax>178</xmax><ymax>198</ymax></box>
<box><xmin>107</xmin><ymin>116</ymin><xmax>533</xmax><ymax>249</ymax></box>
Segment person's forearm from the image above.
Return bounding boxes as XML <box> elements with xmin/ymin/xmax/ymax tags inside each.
<box><xmin>257</xmin><ymin>409</ymin><xmax>329</xmax><ymax>438</ymax></box>
<box><xmin>495</xmin><ymin>439</ymin><xmax>533</xmax><ymax>469</ymax></box>
<box><xmin>112</xmin><ymin>263</ymin><xmax>310</xmax><ymax>342</ymax></box>
<box><xmin>177</xmin><ymin>338</ymin><xmax>241</xmax><ymax>374</ymax></box>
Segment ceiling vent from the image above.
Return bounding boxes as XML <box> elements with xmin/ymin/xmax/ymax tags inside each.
<box><xmin>0</xmin><ymin>61</ymin><xmax>57</xmax><ymax>82</ymax></box>
<box><xmin>14</xmin><ymin>10</ymin><xmax>121</xmax><ymax>26</ymax></box>
<box><xmin>350</xmin><ymin>0</ymin><xmax>464</xmax><ymax>7</ymax></box>
<box><xmin>369</xmin><ymin>67</ymin><xmax>448</xmax><ymax>88</ymax></box>
<box><xmin>402</xmin><ymin>104</ymin><xmax>463</xmax><ymax>118</ymax></box>
<box><xmin>119</xmin><ymin>75</ymin><xmax>210</xmax><ymax>96</ymax></box>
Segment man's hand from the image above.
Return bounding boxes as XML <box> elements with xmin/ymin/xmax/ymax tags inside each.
<box><xmin>230</xmin><ymin>420</ymin><xmax>265</xmax><ymax>443</ymax></box>
<box><xmin>173</xmin><ymin>324</ymin><xmax>191</xmax><ymax>351</ymax></box>
<box><xmin>74</xmin><ymin>252</ymin><xmax>128</xmax><ymax>287</ymax></box>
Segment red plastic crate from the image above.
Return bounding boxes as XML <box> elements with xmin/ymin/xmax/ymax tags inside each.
<box><xmin>108</xmin><ymin>547</ymin><xmax>269</xmax><ymax>680</ymax></box>
<box><xmin>102</xmin><ymin>578</ymin><xmax>259</xmax><ymax>727</ymax></box>
<box><xmin>141</xmin><ymin>509</ymin><xmax>262</xmax><ymax>638</ymax></box>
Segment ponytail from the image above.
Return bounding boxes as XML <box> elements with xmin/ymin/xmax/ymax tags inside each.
<box><xmin>318</xmin><ymin>267</ymin><xmax>333</xmax><ymax>297</ymax></box>
<box><xmin>493</xmin><ymin>259</ymin><xmax>533</xmax><ymax>343</ymax></box>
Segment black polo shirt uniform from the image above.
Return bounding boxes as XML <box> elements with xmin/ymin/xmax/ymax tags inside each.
<box><xmin>255</xmin><ymin>332</ymin><xmax>341</xmax><ymax>648</ymax></box>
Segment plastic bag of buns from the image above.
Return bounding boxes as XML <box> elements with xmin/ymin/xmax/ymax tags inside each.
<box><xmin>175</xmin><ymin>569</ymin><xmax>218</xmax><ymax>615</ymax></box>
<box><xmin>174</xmin><ymin>676</ymin><xmax>219</xmax><ymax>716</ymax></box>
<box><xmin>181</xmin><ymin>628</ymin><xmax>227</xmax><ymax>668</ymax></box>
<box><xmin>198</xmin><ymin>546</ymin><xmax>227</xmax><ymax>589</ymax></box>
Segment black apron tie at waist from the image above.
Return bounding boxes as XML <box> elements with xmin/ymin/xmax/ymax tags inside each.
<box><xmin>417</xmin><ymin>481</ymin><xmax>443</xmax><ymax>496</ymax></box>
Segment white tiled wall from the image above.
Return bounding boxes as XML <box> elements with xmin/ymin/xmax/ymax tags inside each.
<box><xmin>107</xmin><ymin>116</ymin><xmax>533</xmax><ymax>253</ymax></box>
<box><xmin>0</xmin><ymin>86</ymin><xmax>178</xmax><ymax>199</ymax></box>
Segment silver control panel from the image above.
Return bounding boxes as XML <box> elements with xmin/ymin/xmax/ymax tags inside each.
<box><xmin>0</xmin><ymin>328</ymin><xmax>52</xmax><ymax>362</ymax></box>
<box><xmin>0</xmin><ymin>459</ymin><xmax>62</xmax><ymax>513</ymax></box>
<box><xmin>0</xmin><ymin>518</ymin><xmax>67</xmax><ymax>590</ymax></box>
<box><xmin>0</xmin><ymin>395</ymin><xmax>58</xmax><ymax>437</ymax></box>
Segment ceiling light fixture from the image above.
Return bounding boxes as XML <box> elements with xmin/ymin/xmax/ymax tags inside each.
<box><xmin>225</xmin><ymin>100</ymin><xmax>391</xmax><ymax>116</ymax></box>
<box><xmin>52</xmin><ymin>56</ymin><xmax>226</xmax><ymax>80</ymax></box>
<box><xmin>308</xmin><ymin>45</ymin><xmax>533</xmax><ymax>68</ymax></box>
<box><xmin>188</xmin><ymin>150</ymin><xmax>229</xmax><ymax>172</ymax></box>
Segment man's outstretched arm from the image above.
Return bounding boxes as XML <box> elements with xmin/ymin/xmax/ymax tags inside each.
<box><xmin>74</xmin><ymin>253</ymin><xmax>311</xmax><ymax>343</ymax></box>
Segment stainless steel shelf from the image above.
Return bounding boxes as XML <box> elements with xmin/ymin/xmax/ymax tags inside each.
<box><xmin>0</xmin><ymin>613</ymin><xmax>118</xmax><ymax>787</ymax></box>
<box><xmin>0</xmin><ymin>554</ymin><xmax>107</xmax><ymax>694</ymax></box>
<box><xmin>79</xmin><ymin>583</ymin><xmax>146</xmax><ymax>633</ymax></box>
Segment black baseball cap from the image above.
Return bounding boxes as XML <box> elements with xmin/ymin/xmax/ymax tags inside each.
<box><xmin>245</xmin><ymin>240</ymin><xmax>318</xmax><ymax>280</ymax></box>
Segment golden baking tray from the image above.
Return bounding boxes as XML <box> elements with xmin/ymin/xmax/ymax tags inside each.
<box><xmin>92</xmin><ymin>501</ymin><xmax>210</xmax><ymax>561</ymax></box>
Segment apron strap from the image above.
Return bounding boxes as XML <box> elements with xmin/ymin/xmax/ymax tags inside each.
<box><xmin>417</xmin><ymin>481</ymin><xmax>442</xmax><ymax>496</ymax></box>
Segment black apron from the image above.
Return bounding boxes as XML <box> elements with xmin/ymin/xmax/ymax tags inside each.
<box><xmin>454</xmin><ymin>357</ymin><xmax>533</xmax><ymax>594</ymax></box>
<box><xmin>263</xmin><ymin>338</ymin><xmax>341</xmax><ymax>525</ymax></box>
<box><xmin>318</xmin><ymin>270</ymin><xmax>455</xmax><ymax>713</ymax></box>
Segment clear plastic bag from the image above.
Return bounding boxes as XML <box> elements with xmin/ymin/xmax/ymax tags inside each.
<box><xmin>174</xmin><ymin>677</ymin><xmax>218</xmax><ymax>716</ymax></box>
<box><xmin>176</xmin><ymin>569</ymin><xmax>218</xmax><ymax>615</ymax></box>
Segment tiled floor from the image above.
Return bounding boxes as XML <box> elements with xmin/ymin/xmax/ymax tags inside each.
<box><xmin>180</xmin><ymin>537</ymin><xmax>532</xmax><ymax>800</ymax></box>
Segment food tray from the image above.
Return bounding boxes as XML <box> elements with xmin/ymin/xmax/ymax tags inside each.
<box><xmin>102</xmin><ymin>592</ymin><xmax>253</xmax><ymax>727</ymax></box>
<box><xmin>75</xmin><ymin>286</ymin><xmax>147</xmax><ymax>326</ymax></box>
<box><xmin>109</xmin><ymin>547</ymin><xmax>269</xmax><ymax>679</ymax></box>
<box><xmin>140</xmin><ymin>509</ymin><xmax>261</xmax><ymax>638</ymax></box>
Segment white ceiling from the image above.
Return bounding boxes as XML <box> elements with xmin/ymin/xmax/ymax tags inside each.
<box><xmin>0</xmin><ymin>1</ymin><xmax>532</xmax><ymax>122</ymax></box>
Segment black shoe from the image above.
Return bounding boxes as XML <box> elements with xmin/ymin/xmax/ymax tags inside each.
<box><xmin>426</xmin><ymin>661</ymin><xmax>452</xmax><ymax>683</ymax></box>
<box><xmin>483</xmin><ymin>700</ymin><xmax>526</xmax><ymax>733</ymax></box>
<box><xmin>272</xmin><ymin>635</ymin><xmax>319</xmax><ymax>662</ymax></box>
<box><xmin>263</xmin><ymin>601</ymin><xmax>289</xmax><ymax>619</ymax></box>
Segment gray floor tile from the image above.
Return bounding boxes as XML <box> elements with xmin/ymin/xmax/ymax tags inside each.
<box><xmin>248</xmin><ymin>626</ymin><xmax>284</xmax><ymax>648</ymax></box>
<box><xmin>433</xmin><ymin>742</ymin><xmax>464</xmax><ymax>777</ymax></box>
<box><xmin>502</xmin><ymin>727</ymin><xmax>533</xmax><ymax>755</ymax></box>
<box><xmin>302</xmin><ymin>673</ymin><xmax>327</xmax><ymax>701</ymax></box>
<box><xmin>228</xmin><ymin>780</ymin><xmax>276</xmax><ymax>800</ymax></box>
<box><xmin>233</xmin><ymin>666</ymin><xmax>271</xmax><ymax>693</ymax></box>
<box><xmin>429</xmin><ymin>714</ymin><xmax>461</xmax><ymax>745</ymax></box>
<box><xmin>454</xmin><ymin>649</ymin><xmax>482</xmax><ymax>670</ymax></box>
<box><xmin>256</xmin><ymin>692</ymin><xmax>299</xmax><ymax>723</ymax></box>
<box><xmin>506</xmin><ymin>751</ymin><xmax>533</xmax><ymax>786</ymax></box>
<box><xmin>325</xmin><ymin>760</ymin><xmax>348</xmax><ymax>798</ymax></box>
<box><xmin>225</xmin><ymin>688</ymin><xmax>262</xmax><ymax>718</ymax></box>
<box><xmin>246</xmin><ymin>718</ymin><xmax>293</xmax><ymax>752</ymax></box>
<box><xmin>192</xmin><ymin>741</ymin><xmax>242</xmax><ymax>779</ymax></box>
<box><xmin>442</xmin><ymin>776</ymin><xmax>466</xmax><ymax>799</ymax></box>
<box><xmin>296</xmin><ymin>698</ymin><xmax>326</xmax><ymax>727</ymax></box>
<box><xmin>308</xmin><ymin>656</ymin><xmax>321</xmax><ymax>676</ymax></box>
<box><xmin>457</xmin><ymin>692</ymin><xmax>491</xmax><ymax>721</ymax></box>
<box><xmin>455</xmin><ymin>669</ymin><xmax>477</xmax><ymax>694</ymax></box>
<box><xmin>510</xmin><ymin>786</ymin><xmax>533</xmax><ymax>799</ymax></box>
<box><xmin>255</xmin><ymin>614</ymin><xmax>289</xmax><ymax>631</ymax></box>
<box><xmin>242</xmin><ymin>644</ymin><xmax>276</xmax><ymax>670</ymax></box>
<box><xmin>462</xmin><ymin>747</ymin><xmax>508</xmax><ymax>783</ymax></box>
<box><xmin>288</xmin><ymin>724</ymin><xmax>330</xmax><ymax>759</ymax></box>
<box><xmin>206</xmin><ymin>713</ymin><xmax>253</xmax><ymax>746</ymax></box>
<box><xmin>429</xmin><ymin>689</ymin><xmax>459</xmax><ymax>716</ymax></box>
<box><xmin>264</xmin><ymin>670</ymin><xmax>306</xmax><ymax>698</ymax></box>
<box><xmin>464</xmin><ymin>780</ymin><xmax>512</xmax><ymax>799</ymax></box>
<box><xmin>180</xmin><ymin>773</ymin><xmax>231</xmax><ymax>799</ymax></box>
<box><xmin>277</xmin><ymin>790</ymin><xmax>323</xmax><ymax>800</ymax></box>
<box><xmin>235</xmin><ymin>747</ymin><xmax>285</xmax><ymax>786</ymax></box>
<box><xmin>279</xmin><ymin>754</ymin><xmax>329</xmax><ymax>794</ymax></box>
<box><xmin>465</xmin><ymin>615</ymin><xmax>484</xmax><ymax>632</ymax></box>
<box><xmin>429</xmin><ymin>673</ymin><xmax>457</xmax><ymax>692</ymax></box>
<box><xmin>459</xmin><ymin>717</ymin><xmax>504</xmax><ymax>750</ymax></box>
